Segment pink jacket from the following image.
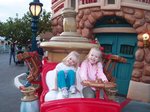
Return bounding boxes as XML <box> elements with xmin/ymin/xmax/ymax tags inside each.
<box><xmin>79</xmin><ymin>59</ymin><xmax>108</xmax><ymax>81</ymax></box>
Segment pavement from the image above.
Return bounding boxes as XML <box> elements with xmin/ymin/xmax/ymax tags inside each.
<box><xmin>0</xmin><ymin>53</ymin><xmax>150</xmax><ymax>112</ymax></box>
<box><xmin>0</xmin><ymin>53</ymin><xmax>27</xmax><ymax>112</ymax></box>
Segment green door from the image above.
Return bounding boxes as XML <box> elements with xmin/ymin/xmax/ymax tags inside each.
<box><xmin>96</xmin><ymin>33</ymin><xmax>137</xmax><ymax>95</ymax></box>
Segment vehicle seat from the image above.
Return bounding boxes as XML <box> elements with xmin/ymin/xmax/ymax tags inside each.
<box><xmin>40</xmin><ymin>58</ymin><xmax>82</xmax><ymax>102</ymax></box>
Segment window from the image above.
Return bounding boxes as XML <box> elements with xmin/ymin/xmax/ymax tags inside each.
<box><xmin>101</xmin><ymin>44</ymin><xmax>112</xmax><ymax>53</ymax></box>
<box><xmin>120</xmin><ymin>45</ymin><xmax>134</xmax><ymax>55</ymax></box>
<box><xmin>108</xmin><ymin>0</ymin><xmax>115</xmax><ymax>4</ymax></box>
<box><xmin>71</xmin><ymin>0</ymin><xmax>75</xmax><ymax>9</ymax></box>
<box><xmin>101</xmin><ymin>0</ymin><xmax>121</xmax><ymax>10</ymax></box>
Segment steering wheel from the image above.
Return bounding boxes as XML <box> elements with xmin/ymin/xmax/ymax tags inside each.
<box><xmin>81</xmin><ymin>79</ymin><xmax>116</xmax><ymax>89</ymax></box>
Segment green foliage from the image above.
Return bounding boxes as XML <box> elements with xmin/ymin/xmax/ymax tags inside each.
<box><xmin>38</xmin><ymin>10</ymin><xmax>52</xmax><ymax>34</ymax></box>
<box><xmin>0</xmin><ymin>10</ymin><xmax>52</xmax><ymax>46</ymax></box>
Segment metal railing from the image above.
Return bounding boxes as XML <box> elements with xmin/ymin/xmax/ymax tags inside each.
<box><xmin>79</xmin><ymin>0</ymin><xmax>150</xmax><ymax>5</ymax></box>
<box><xmin>136</xmin><ymin>0</ymin><xmax>150</xmax><ymax>4</ymax></box>
<box><xmin>51</xmin><ymin>0</ymin><xmax>150</xmax><ymax>18</ymax></box>
<box><xmin>78</xmin><ymin>0</ymin><xmax>150</xmax><ymax>11</ymax></box>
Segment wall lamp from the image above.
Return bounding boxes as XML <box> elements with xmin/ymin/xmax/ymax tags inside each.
<box><xmin>143</xmin><ymin>33</ymin><xmax>149</xmax><ymax>47</ymax></box>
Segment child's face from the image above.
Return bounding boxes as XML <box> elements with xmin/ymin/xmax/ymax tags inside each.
<box><xmin>66</xmin><ymin>55</ymin><xmax>77</xmax><ymax>66</ymax></box>
<box><xmin>88</xmin><ymin>49</ymin><xmax>100</xmax><ymax>65</ymax></box>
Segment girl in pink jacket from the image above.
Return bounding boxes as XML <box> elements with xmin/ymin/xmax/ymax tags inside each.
<box><xmin>79</xmin><ymin>47</ymin><xmax>108</xmax><ymax>98</ymax></box>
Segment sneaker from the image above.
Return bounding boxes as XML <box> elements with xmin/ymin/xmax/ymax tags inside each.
<box><xmin>62</xmin><ymin>88</ymin><xmax>69</xmax><ymax>98</ymax></box>
<box><xmin>70</xmin><ymin>86</ymin><xmax>76</xmax><ymax>94</ymax></box>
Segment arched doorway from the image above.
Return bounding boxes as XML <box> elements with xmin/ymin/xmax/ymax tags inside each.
<box><xmin>94</xmin><ymin>16</ymin><xmax>137</xmax><ymax>95</ymax></box>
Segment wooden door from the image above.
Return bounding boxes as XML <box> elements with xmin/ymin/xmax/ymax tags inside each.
<box><xmin>96</xmin><ymin>33</ymin><xmax>137</xmax><ymax>95</ymax></box>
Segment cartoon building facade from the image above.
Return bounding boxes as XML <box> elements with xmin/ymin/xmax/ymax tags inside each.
<box><xmin>50</xmin><ymin>0</ymin><xmax>150</xmax><ymax>97</ymax></box>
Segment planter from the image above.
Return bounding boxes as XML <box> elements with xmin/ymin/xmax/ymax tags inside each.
<box><xmin>20</xmin><ymin>86</ymin><xmax>39</xmax><ymax>112</ymax></box>
<box><xmin>21</xmin><ymin>86</ymin><xmax>38</xmax><ymax>101</ymax></box>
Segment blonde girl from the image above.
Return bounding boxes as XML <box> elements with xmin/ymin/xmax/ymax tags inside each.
<box><xmin>79</xmin><ymin>47</ymin><xmax>108</xmax><ymax>98</ymax></box>
<box><xmin>56</xmin><ymin>51</ymin><xmax>80</xmax><ymax>98</ymax></box>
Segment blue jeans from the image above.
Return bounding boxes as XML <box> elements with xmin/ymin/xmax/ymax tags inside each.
<box><xmin>9</xmin><ymin>52</ymin><xmax>16</xmax><ymax>64</ymax></box>
<box><xmin>57</xmin><ymin>70</ymin><xmax>76</xmax><ymax>89</ymax></box>
<box><xmin>82</xmin><ymin>87</ymin><xmax>96</xmax><ymax>98</ymax></box>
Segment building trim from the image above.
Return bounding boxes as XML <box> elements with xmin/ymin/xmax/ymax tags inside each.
<box><xmin>93</xmin><ymin>27</ymin><xmax>136</xmax><ymax>33</ymax></box>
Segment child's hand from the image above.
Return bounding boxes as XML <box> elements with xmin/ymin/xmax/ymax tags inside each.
<box><xmin>104</xmin><ymin>82</ymin><xmax>116</xmax><ymax>88</ymax></box>
<box><xmin>83</xmin><ymin>80</ymin><xmax>90</xmax><ymax>84</ymax></box>
<box><xmin>95</xmin><ymin>78</ymin><xmax>103</xmax><ymax>83</ymax></box>
<box><xmin>81</xmin><ymin>80</ymin><xmax>90</xmax><ymax>86</ymax></box>
<box><xmin>103</xmin><ymin>80</ymin><xmax>108</xmax><ymax>83</ymax></box>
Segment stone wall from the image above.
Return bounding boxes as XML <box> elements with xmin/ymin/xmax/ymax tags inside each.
<box><xmin>51</xmin><ymin>6</ymin><xmax>150</xmax><ymax>84</ymax></box>
<box><xmin>51</xmin><ymin>16</ymin><xmax>63</xmax><ymax>36</ymax></box>
<box><xmin>132</xmin><ymin>48</ymin><xmax>150</xmax><ymax>83</ymax></box>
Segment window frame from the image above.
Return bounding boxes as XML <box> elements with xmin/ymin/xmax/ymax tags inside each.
<box><xmin>101</xmin><ymin>0</ymin><xmax>121</xmax><ymax>10</ymax></box>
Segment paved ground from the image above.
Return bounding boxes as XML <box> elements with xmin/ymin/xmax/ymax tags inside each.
<box><xmin>0</xmin><ymin>53</ymin><xmax>149</xmax><ymax>112</ymax></box>
<box><xmin>0</xmin><ymin>53</ymin><xmax>27</xmax><ymax>112</ymax></box>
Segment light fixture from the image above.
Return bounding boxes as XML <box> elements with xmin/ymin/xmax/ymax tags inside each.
<box><xmin>143</xmin><ymin>33</ymin><xmax>149</xmax><ymax>47</ymax></box>
<box><xmin>29</xmin><ymin>0</ymin><xmax>43</xmax><ymax>17</ymax></box>
<box><xmin>29</xmin><ymin>0</ymin><xmax>43</xmax><ymax>51</ymax></box>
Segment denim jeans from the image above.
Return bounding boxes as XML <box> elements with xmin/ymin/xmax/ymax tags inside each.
<box><xmin>82</xmin><ymin>87</ymin><xmax>96</xmax><ymax>98</ymax></box>
<box><xmin>57</xmin><ymin>70</ymin><xmax>76</xmax><ymax>89</ymax></box>
<box><xmin>9</xmin><ymin>52</ymin><xmax>16</xmax><ymax>64</ymax></box>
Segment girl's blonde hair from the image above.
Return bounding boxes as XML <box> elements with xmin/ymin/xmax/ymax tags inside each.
<box><xmin>87</xmin><ymin>47</ymin><xmax>103</xmax><ymax>62</ymax></box>
<box><xmin>62</xmin><ymin>51</ymin><xmax>80</xmax><ymax>68</ymax></box>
